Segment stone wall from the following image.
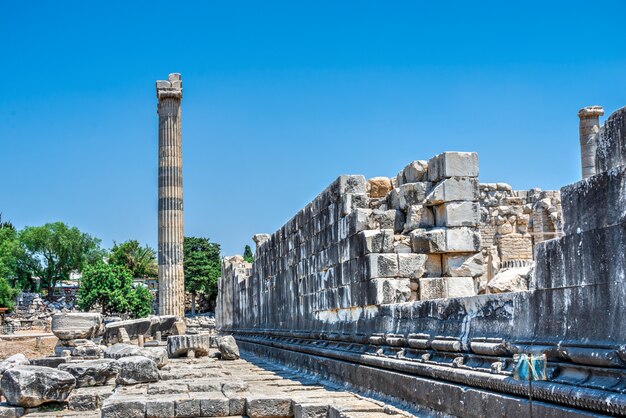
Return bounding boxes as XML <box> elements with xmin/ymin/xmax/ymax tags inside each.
<box><xmin>216</xmin><ymin>134</ymin><xmax>625</xmax><ymax>415</ymax></box>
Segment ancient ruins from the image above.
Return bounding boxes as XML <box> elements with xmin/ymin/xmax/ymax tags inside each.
<box><xmin>157</xmin><ymin>73</ymin><xmax>186</xmax><ymax>318</ymax></box>
<box><xmin>217</xmin><ymin>105</ymin><xmax>626</xmax><ymax>416</ymax></box>
<box><xmin>1</xmin><ymin>73</ymin><xmax>625</xmax><ymax>417</ymax></box>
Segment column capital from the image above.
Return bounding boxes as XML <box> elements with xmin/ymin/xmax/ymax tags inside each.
<box><xmin>156</xmin><ymin>73</ymin><xmax>183</xmax><ymax>100</ymax></box>
<box><xmin>578</xmin><ymin>105</ymin><xmax>604</xmax><ymax>119</ymax></box>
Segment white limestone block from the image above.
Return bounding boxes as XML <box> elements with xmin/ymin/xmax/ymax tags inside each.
<box><xmin>369</xmin><ymin>278</ymin><xmax>411</xmax><ymax>304</ymax></box>
<box><xmin>434</xmin><ymin>202</ymin><xmax>480</xmax><ymax>227</ymax></box>
<box><xmin>396</xmin><ymin>160</ymin><xmax>429</xmax><ymax>186</ymax></box>
<box><xmin>403</xmin><ymin>205</ymin><xmax>435</xmax><ymax>233</ymax></box>
<box><xmin>419</xmin><ymin>277</ymin><xmax>476</xmax><ymax>300</ymax></box>
<box><xmin>410</xmin><ymin>227</ymin><xmax>481</xmax><ymax>253</ymax></box>
<box><xmin>397</xmin><ymin>253</ymin><xmax>427</xmax><ymax>279</ymax></box>
<box><xmin>365</xmin><ymin>253</ymin><xmax>399</xmax><ymax>278</ymax></box>
<box><xmin>359</xmin><ymin>229</ymin><xmax>394</xmax><ymax>254</ymax></box>
<box><xmin>425</xmin><ymin>177</ymin><xmax>478</xmax><ymax>206</ymax></box>
<box><xmin>443</xmin><ymin>253</ymin><xmax>484</xmax><ymax>277</ymax></box>
<box><xmin>427</xmin><ymin>152</ymin><xmax>479</xmax><ymax>182</ymax></box>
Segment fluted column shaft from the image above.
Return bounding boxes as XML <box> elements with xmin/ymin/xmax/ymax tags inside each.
<box><xmin>156</xmin><ymin>73</ymin><xmax>184</xmax><ymax>317</ymax></box>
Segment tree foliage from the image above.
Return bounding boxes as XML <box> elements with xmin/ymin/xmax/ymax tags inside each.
<box><xmin>0</xmin><ymin>220</ymin><xmax>22</xmax><ymax>287</ymax></box>
<box><xmin>183</xmin><ymin>237</ymin><xmax>221</xmax><ymax>300</ymax></box>
<box><xmin>0</xmin><ymin>277</ymin><xmax>18</xmax><ymax>311</ymax></box>
<box><xmin>18</xmin><ymin>222</ymin><xmax>103</xmax><ymax>299</ymax></box>
<box><xmin>109</xmin><ymin>240</ymin><xmax>157</xmax><ymax>278</ymax></box>
<box><xmin>243</xmin><ymin>245</ymin><xmax>254</xmax><ymax>263</ymax></box>
<box><xmin>77</xmin><ymin>261</ymin><xmax>153</xmax><ymax>318</ymax></box>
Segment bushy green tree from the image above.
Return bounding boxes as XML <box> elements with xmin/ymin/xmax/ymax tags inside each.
<box><xmin>0</xmin><ymin>277</ymin><xmax>18</xmax><ymax>311</ymax></box>
<box><xmin>109</xmin><ymin>240</ymin><xmax>157</xmax><ymax>278</ymax></box>
<box><xmin>77</xmin><ymin>261</ymin><xmax>153</xmax><ymax>318</ymax></box>
<box><xmin>183</xmin><ymin>237</ymin><xmax>221</xmax><ymax>314</ymax></box>
<box><xmin>19</xmin><ymin>222</ymin><xmax>103</xmax><ymax>299</ymax></box>
<box><xmin>243</xmin><ymin>245</ymin><xmax>254</xmax><ymax>263</ymax></box>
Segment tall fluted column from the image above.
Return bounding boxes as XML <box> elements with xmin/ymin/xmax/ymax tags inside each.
<box><xmin>578</xmin><ymin>105</ymin><xmax>604</xmax><ymax>179</ymax></box>
<box><xmin>156</xmin><ymin>73</ymin><xmax>184</xmax><ymax>317</ymax></box>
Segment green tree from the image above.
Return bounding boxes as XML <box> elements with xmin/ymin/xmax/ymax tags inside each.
<box><xmin>243</xmin><ymin>245</ymin><xmax>254</xmax><ymax>263</ymax></box>
<box><xmin>0</xmin><ymin>220</ymin><xmax>21</xmax><ymax>286</ymax></box>
<box><xmin>183</xmin><ymin>236</ymin><xmax>221</xmax><ymax>314</ymax></box>
<box><xmin>109</xmin><ymin>240</ymin><xmax>157</xmax><ymax>278</ymax></box>
<box><xmin>0</xmin><ymin>277</ymin><xmax>18</xmax><ymax>311</ymax></box>
<box><xmin>19</xmin><ymin>222</ymin><xmax>103</xmax><ymax>300</ymax></box>
<box><xmin>77</xmin><ymin>260</ymin><xmax>153</xmax><ymax>318</ymax></box>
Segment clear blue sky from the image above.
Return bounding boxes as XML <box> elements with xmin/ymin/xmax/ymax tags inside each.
<box><xmin>1</xmin><ymin>1</ymin><xmax>625</xmax><ymax>256</ymax></box>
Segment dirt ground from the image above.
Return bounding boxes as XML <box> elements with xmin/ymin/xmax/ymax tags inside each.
<box><xmin>0</xmin><ymin>335</ymin><xmax>57</xmax><ymax>360</ymax></box>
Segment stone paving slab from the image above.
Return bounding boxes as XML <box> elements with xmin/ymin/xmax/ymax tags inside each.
<box><xmin>20</xmin><ymin>348</ymin><xmax>415</xmax><ymax>418</ymax></box>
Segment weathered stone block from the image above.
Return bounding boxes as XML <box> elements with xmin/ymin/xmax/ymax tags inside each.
<box><xmin>0</xmin><ymin>366</ymin><xmax>75</xmax><ymax>407</ymax></box>
<box><xmin>443</xmin><ymin>253</ymin><xmax>484</xmax><ymax>277</ymax></box>
<box><xmin>425</xmin><ymin>254</ymin><xmax>443</xmax><ymax>277</ymax></box>
<box><xmin>359</xmin><ymin>229</ymin><xmax>394</xmax><ymax>254</ymax></box>
<box><xmin>427</xmin><ymin>152</ymin><xmax>479</xmax><ymax>181</ymax></box>
<box><xmin>368</xmin><ymin>278</ymin><xmax>411</xmax><ymax>304</ymax></box>
<box><xmin>59</xmin><ymin>359</ymin><xmax>119</xmax><ymax>387</ymax></box>
<box><xmin>367</xmin><ymin>177</ymin><xmax>393</xmax><ymax>198</ymax></box>
<box><xmin>216</xmin><ymin>335</ymin><xmax>240</xmax><ymax>360</ymax></box>
<box><xmin>365</xmin><ymin>253</ymin><xmax>399</xmax><ymax>278</ymax></box>
<box><xmin>167</xmin><ymin>334</ymin><xmax>211</xmax><ymax>358</ymax></box>
<box><xmin>434</xmin><ymin>201</ymin><xmax>479</xmax><ymax>227</ymax></box>
<box><xmin>397</xmin><ymin>253</ymin><xmax>427</xmax><ymax>279</ymax></box>
<box><xmin>425</xmin><ymin>177</ymin><xmax>478</xmax><ymax>205</ymax></box>
<box><xmin>105</xmin><ymin>343</ymin><xmax>168</xmax><ymax>368</ymax></box>
<box><xmin>487</xmin><ymin>266</ymin><xmax>531</xmax><ymax>294</ymax></box>
<box><xmin>102</xmin><ymin>396</ymin><xmax>147</xmax><ymax>418</ymax></box>
<box><xmin>51</xmin><ymin>312</ymin><xmax>103</xmax><ymax>340</ymax></box>
<box><xmin>104</xmin><ymin>317</ymin><xmax>152</xmax><ymax>344</ymax></box>
<box><xmin>116</xmin><ymin>356</ymin><xmax>159</xmax><ymax>385</ymax></box>
<box><xmin>410</xmin><ymin>227</ymin><xmax>481</xmax><ymax>253</ymax></box>
<box><xmin>419</xmin><ymin>277</ymin><xmax>476</xmax><ymax>300</ymax></box>
<box><xmin>146</xmin><ymin>397</ymin><xmax>176</xmax><ymax>418</ymax></box>
<box><xmin>402</xmin><ymin>204</ymin><xmax>435</xmax><ymax>233</ymax></box>
<box><xmin>196</xmin><ymin>393</ymin><xmax>230</xmax><ymax>416</ymax></box>
<box><xmin>396</xmin><ymin>160</ymin><xmax>428</xmax><ymax>186</ymax></box>
<box><xmin>388</xmin><ymin>182</ymin><xmax>430</xmax><ymax>210</ymax></box>
<box><xmin>175</xmin><ymin>397</ymin><xmax>201</xmax><ymax>417</ymax></box>
<box><xmin>246</xmin><ymin>396</ymin><xmax>293</xmax><ymax>418</ymax></box>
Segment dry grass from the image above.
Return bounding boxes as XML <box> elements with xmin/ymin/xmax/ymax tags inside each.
<box><xmin>0</xmin><ymin>336</ymin><xmax>57</xmax><ymax>360</ymax></box>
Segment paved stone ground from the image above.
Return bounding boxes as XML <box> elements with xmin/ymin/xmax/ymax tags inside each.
<box><xmin>20</xmin><ymin>349</ymin><xmax>417</xmax><ymax>418</ymax></box>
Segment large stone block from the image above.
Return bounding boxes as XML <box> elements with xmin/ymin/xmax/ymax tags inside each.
<box><xmin>105</xmin><ymin>344</ymin><xmax>168</xmax><ymax>368</ymax></box>
<box><xmin>397</xmin><ymin>253</ymin><xmax>427</xmax><ymax>279</ymax></box>
<box><xmin>487</xmin><ymin>266</ymin><xmax>531</xmax><ymax>294</ymax></box>
<box><xmin>58</xmin><ymin>359</ymin><xmax>119</xmax><ymax>387</ymax></box>
<box><xmin>402</xmin><ymin>205</ymin><xmax>435</xmax><ymax>233</ymax></box>
<box><xmin>246</xmin><ymin>396</ymin><xmax>293</xmax><ymax>418</ymax></box>
<box><xmin>167</xmin><ymin>334</ymin><xmax>211</xmax><ymax>358</ymax></box>
<box><xmin>103</xmin><ymin>317</ymin><xmax>152</xmax><ymax>344</ymax></box>
<box><xmin>561</xmin><ymin>165</ymin><xmax>626</xmax><ymax>235</ymax></box>
<box><xmin>216</xmin><ymin>335</ymin><xmax>240</xmax><ymax>360</ymax></box>
<box><xmin>0</xmin><ymin>366</ymin><xmax>76</xmax><ymax>407</ymax></box>
<box><xmin>434</xmin><ymin>202</ymin><xmax>479</xmax><ymax>227</ymax></box>
<box><xmin>115</xmin><ymin>356</ymin><xmax>159</xmax><ymax>385</ymax></box>
<box><xmin>419</xmin><ymin>277</ymin><xmax>476</xmax><ymax>300</ymax></box>
<box><xmin>410</xmin><ymin>227</ymin><xmax>481</xmax><ymax>253</ymax></box>
<box><xmin>51</xmin><ymin>313</ymin><xmax>103</xmax><ymax>340</ymax></box>
<box><xmin>425</xmin><ymin>177</ymin><xmax>478</xmax><ymax>205</ymax></box>
<box><xmin>595</xmin><ymin>106</ymin><xmax>626</xmax><ymax>173</ymax></box>
<box><xmin>443</xmin><ymin>253</ymin><xmax>484</xmax><ymax>277</ymax></box>
<box><xmin>427</xmin><ymin>152</ymin><xmax>479</xmax><ymax>181</ymax></box>
<box><xmin>368</xmin><ymin>278</ymin><xmax>411</xmax><ymax>304</ymax></box>
<box><xmin>367</xmin><ymin>177</ymin><xmax>393</xmax><ymax>198</ymax></box>
<box><xmin>396</xmin><ymin>160</ymin><xmax>428</xmax><ymax>186</ymax></box>
<box><xmin>358</xmin><ymin>229</ymin><xmax>394</xmax><ymax>254</ymax></box>
<box><xmin>101</xmin><ymin>396</ymin><xmax>146</xmax><ymax>418</ymax></box>
<box><xmin>365</xmin><ymin>253</ymin><xmax>399</xmax><ymax>278</ymax></box>
<box><xmin>387</xmin><ymin>182</ymin><xmax>430</xmax><ymax>210</ymax></box>
<box><xmin>0</xmin><ymin>404</ymin><xmax>24</xmax><ymax>418</ymax></box>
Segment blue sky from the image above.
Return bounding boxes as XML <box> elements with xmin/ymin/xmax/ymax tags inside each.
<box><xmin>1</xmin><ymin>1</ymin><xmax>625</xmax><ymax>256</ymax></box>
